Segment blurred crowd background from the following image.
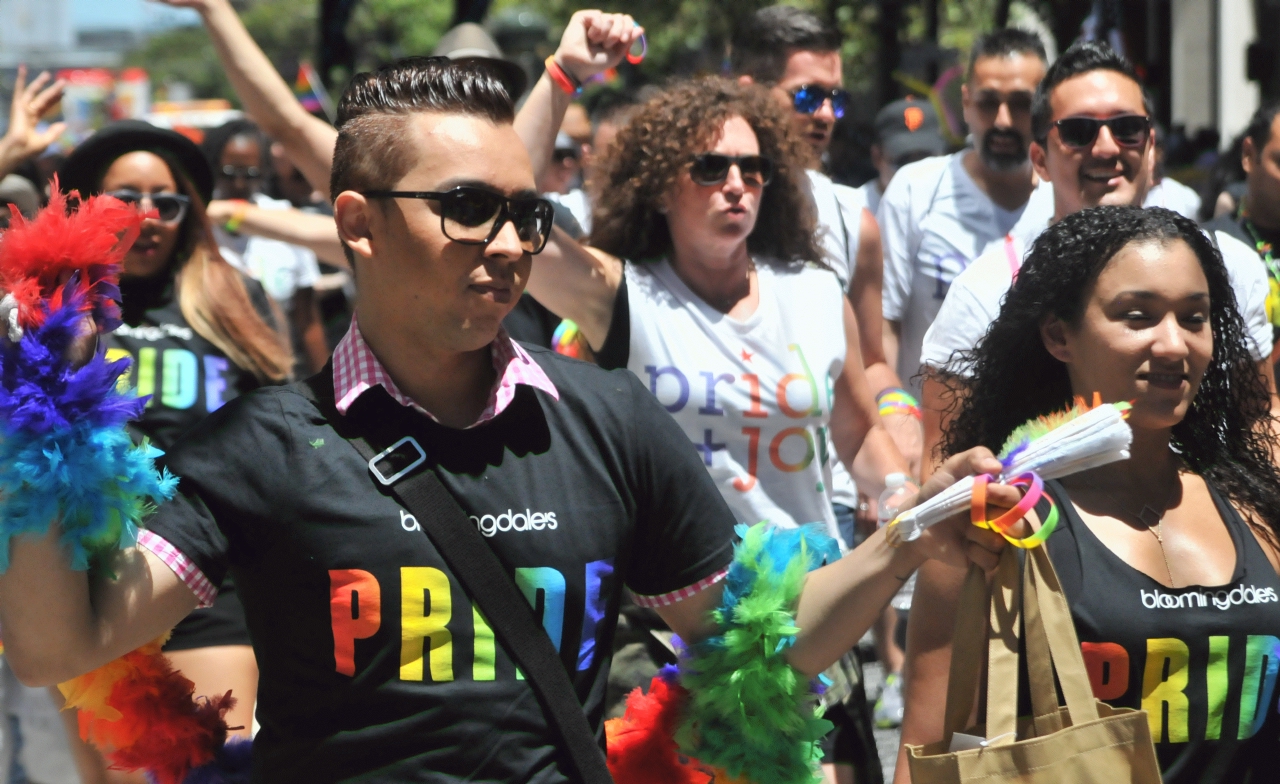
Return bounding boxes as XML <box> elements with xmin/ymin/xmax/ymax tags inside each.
<box><xmin>0</xmin><ymin>0</ymin><xmax>1275</xmax><ymax>210</ymax></box>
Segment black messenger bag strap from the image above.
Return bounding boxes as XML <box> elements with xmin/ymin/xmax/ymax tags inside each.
<box><xmin>299</xmin><ymin>370</ymin><xmax>613</xmax><ymax>784</ymax></box>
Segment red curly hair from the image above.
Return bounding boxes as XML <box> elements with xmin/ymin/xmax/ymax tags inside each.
<box><xmin>588</xmin><ymin>77</ymin><xmax>821</xmax><ymax>266</ymax></box>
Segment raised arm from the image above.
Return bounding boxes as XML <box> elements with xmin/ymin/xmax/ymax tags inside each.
<box><xmin>154</xmin><ymin>0</ymin><xmax>338</xmax><ymax>196</ymax></box>
<box><xmin>513</xmin><ymin>10</ymin><xmax>642</xmax><ymax>184</ymax></box>
<box><xmin>515</xmin><ymin>10</ymin><xmax>640</xmax><ymax>347</ymax></box>
<box><xmin>0</xmin><ymin>66</ymin><xmax>66</xmax><ymax>181</ymax></box>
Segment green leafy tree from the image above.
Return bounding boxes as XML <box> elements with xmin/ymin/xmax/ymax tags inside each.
<box><xmin>125</xmin><ymin>0</ymin><xmax>318</xmax><ymax>103</ymax></box>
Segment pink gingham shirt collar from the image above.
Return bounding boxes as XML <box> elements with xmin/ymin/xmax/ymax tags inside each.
<box><xmin>332</xmin><ymin>316</ymin><xmax>559</xmax><ymax>427</ymax></box>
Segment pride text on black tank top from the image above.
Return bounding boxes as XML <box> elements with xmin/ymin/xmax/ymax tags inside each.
<box><xmin>1043</xmin><ymin>480</ymin><xmax>1280</xmax><ymax>782</ymax></box>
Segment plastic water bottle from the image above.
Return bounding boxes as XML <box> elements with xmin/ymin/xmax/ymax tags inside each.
<box><xmin>878</xmin><ymin>473</ymin><xmax>917</xmax><ymax>611</ymax></box>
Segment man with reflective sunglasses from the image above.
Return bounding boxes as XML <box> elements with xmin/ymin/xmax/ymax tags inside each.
<box><xmin>877</xmin><ymin>27</ymin><xmax>1049</xmax><ymax>406</ymax></box>
<box><xmin>895</xmin><ymin>40</ymin><xmax>1276</xmax><ymax>783</ymax></box>
<box><xmin>732</xmin><ymin>8</ymin><xmax>903</xmax><ymax>398</ymax></box>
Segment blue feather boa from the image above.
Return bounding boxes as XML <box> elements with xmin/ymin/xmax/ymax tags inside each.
<box><xmin>0</xmin><ymin>292</ymin><xmax>176</xmax><ymax>571</ymax></box>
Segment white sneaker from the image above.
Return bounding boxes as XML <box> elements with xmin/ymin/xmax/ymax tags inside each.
<box><xmin>874</xmin><ymin>672</ymin><xmax>904</xmax><ymax>729</ymax></box>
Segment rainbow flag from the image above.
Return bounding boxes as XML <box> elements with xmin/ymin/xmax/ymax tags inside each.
<box><xmin>294</xmin><ymin>62</ymin><xmax>335</xmax><ymax>121</ymax></box>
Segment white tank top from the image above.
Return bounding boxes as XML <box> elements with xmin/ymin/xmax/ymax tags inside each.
<box><xmin>624</xmin><ymin>259</ymin><xmax>848</xmax><ymax>537</ymax></box>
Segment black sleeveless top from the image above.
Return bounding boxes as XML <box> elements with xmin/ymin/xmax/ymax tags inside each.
<box><xmin>1044</xmin><ymin>479</ymin><xmax>1280</xmax><ymax>783</ymax></box>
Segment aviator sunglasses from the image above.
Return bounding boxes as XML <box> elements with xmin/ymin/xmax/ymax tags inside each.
<box><xmin>689</xmin><ymin>154</ymin><xmax>775</xmax><ymax>187</ymax></box>
<box><xmin>105</xmin><ymin>190</ymin><xmax>191</xmax><ymax>224</ymax></box>
<box><xmin>790</xmin><ymin>84</ymin><xmax>851</xmax><ymax>119</ymax></box>
<box><xmin>1052</xmin><ymin>115</ymin><xmax>1151</xmax><ymax>150</ymax></box>
<box><xmin>362</xmin><ymin>186</ymin><xmax>555</xmax><ymax>254</ymax></box>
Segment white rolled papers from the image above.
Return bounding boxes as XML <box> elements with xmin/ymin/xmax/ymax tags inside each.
<box><xmin>889</xmin><ymin>403</ymin><xmax>1132</xmax><ymax>544</ymax></box>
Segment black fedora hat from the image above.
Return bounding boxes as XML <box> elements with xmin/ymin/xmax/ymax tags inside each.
<box><xmin>58</xmin><ymin>120</ymin><xmax>215</xmax><ymax>204</ymax></box>
<box><xmin>432</xmin><ymin>23</ymin><xmax>528</xmax><ymax>101</ymax></box>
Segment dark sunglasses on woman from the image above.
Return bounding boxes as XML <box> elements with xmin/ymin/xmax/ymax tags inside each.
<box><xmin>689</xmin><ymin>154</ymin><xmax>775</xmax><ymax>187</ymax></box>
<box><xmin>1052</xmin><ymin>115</ymin><xmax>1151</xmax><ymax>150</ymax></box>
<box><xmin>790</xmin><ymin>84</ymin><xmax>851</xmax><ymax>119</ymax></box>
<box><xmin>362</xmin><ymin>186</ymin><xmax>555</xmax><ymax>254</ymax></box>
<box><xmin>105</xmin><ymin>190</ymin><xmax>191</xmax><ymax>224</ymax></box>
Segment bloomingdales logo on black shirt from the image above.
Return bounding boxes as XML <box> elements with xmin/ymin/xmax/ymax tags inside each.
<box><xmin>470</xmin><ymin>508</ymin><xmax>559</xmax><ymax>537</ymax></box>
<box><xmin>1141</xmin><ymin>585</ymin><xmax>1279</xmax><ymax>611</ymax></box>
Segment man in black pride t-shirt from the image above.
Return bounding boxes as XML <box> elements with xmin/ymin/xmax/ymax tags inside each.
<box><xmin>0</xmin><ymin>15</ymin><xmax>1015</xmax><ymax>783</ymax></box>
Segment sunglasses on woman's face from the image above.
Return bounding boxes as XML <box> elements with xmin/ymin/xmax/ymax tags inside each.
<box><xmin>689</xmin><ymin>154</ymin><xmax>775</xmax><ymax>187</ymax></box>
<box><xmin>790</xmin><ymin>84</ymin><xmax>851</xmax><ymax>119</ymax></box>
<box><xmin>1052</xmin><ymin>115</ymin><xmax>1151</xmax><ymax>150</ymax></box>
<box><xmin>362</xmin><ymin>186</ymin><xmax>555</xmax><ymax>254</ymax></box>
<box><xmin>105</xmin><ymin>190</ymin><xmax>191</xmax><ymax>224</ymax></box>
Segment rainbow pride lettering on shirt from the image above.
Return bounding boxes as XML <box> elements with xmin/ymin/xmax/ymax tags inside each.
<box><xmin>327</xmin><ymin>559</ymin><xmax>615</xmax><ymax>682</ymax></box>
<box><xmin>106</xmin><ymin>346</ymin><xmax>234</xmax><ymax>412</ymax></box>
<box><xmin>1083</xmin><ymin>636</ymin><xmax>1280</xmax><ymax>743</ymax></box>
<box><xmin>644</xmin><ymin>344</ymin><xmax>830</xmax><ymax>492</ymax></box>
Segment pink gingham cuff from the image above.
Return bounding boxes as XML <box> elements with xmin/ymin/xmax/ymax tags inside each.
<box><xmin>137</xmin><ymin>530</ymin><xmax>218</xmax><ymax>609</ymax></box>
<box><xmin>630</xmin><ymin>567</ymin><xmax>729</xmax><ymax>608</ymax></box>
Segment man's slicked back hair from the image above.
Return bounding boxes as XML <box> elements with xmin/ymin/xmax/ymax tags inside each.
<box><xmin>1030</xmin><ymin>41</ymin><xmax>1152</xmax><ymax>143</ymax></box>
<box><xmin>731</xmin><ymin>5</ymin><xmax>841</xmax><ymax>84</ymax></box>
<box><xmin>966</xmin><ymin>27</ymin><xmax>1047</xmax><ymax>79</ymax></box>
<box><xmin>330</xmin><ymin>56</ymin><xmax>515</xmax><ymax>200</ymax></box>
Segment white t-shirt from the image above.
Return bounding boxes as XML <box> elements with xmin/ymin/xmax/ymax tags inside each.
<box><xmin>859</xmin><ymin>178</ymin><xmax>883</xmax><ymax>218</ymax></box>
<box><xmin>878</xmin><ymin>152</ymin><xmax>1044</xmax><ymax>396</ymax></box>
<box><xmin>807</xmin><ymin>169</ymin><xmax>865</xmax><ymax>290</ymax></box>
<box><xmin>546</xmin><ymin>188</ymin><xmax>592</xmax><ymax>235</ymax></box>
<box><xmin>1144</xmin><ymin>177</ymin><xmax>1203</xmax><ymax>220</ymax></box>
<box><xmin>624</xmin><ymin>259</ymin><xmax>848</xmax><ymax>539</ymax></box>
<box><xmin>920</xmin><ymin>224</ymin><xmax>1273</xmax><ymax>377</ymax></box>
<box><xmin>215</xmin><ymin>195</ymin><xmax>320</xmax><ymax>310</ymax></box>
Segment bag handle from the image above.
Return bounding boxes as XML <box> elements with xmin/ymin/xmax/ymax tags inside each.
<box><xmin>1025</xmin><ymin>544</ymin><xmax>1099</xmax><ymax>723</ymax></box>
<box><xmin>940</xmin><ymin>564</ymin><xmax>990</xmax><ymax>744</ymax></box>
<box><xmin>984</xmin><ymin>547</ymin><xmax>1022</xmax><ymax>740</ymax></box>
<box><xmin>939</xmin><ymin>547</ymin><xmax>1024</xmax><ymax>745</ymax></box>
<box><xmin>299</xmin><ymin>370</ymin><xmax>614</xmax><ymax>784</ymax></box>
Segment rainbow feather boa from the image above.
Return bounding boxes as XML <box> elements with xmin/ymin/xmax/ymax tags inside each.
<box><xmin>607</xmin><ymin>522</ymin><xmax>839</xmax><ymax>784</ymax></box>
<box><xmin>0</xmin><ymin>290</ymin><xmax>177</xmax><ymax>570</ymax></box>
<box><xmin>0</xmin><ymin>190</ymin><xmax>237</xmax><ymax>783</ymax></box>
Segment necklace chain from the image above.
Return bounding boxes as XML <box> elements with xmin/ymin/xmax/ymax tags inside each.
<box><xmin>1101</xmin><ymin>473</ymin><xmax>1182</xmax><ymax>588</ymax></box>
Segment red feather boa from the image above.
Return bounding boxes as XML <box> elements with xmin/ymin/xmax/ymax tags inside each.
<box><xmin>60</xmin><ymin>636</ymin><xmax>234</xmax><ymax>784</ymax></box>
<box><xmin>0</xmin><ymin>183</ymin><xmax>139</xmax><ymax>330</ymax></box>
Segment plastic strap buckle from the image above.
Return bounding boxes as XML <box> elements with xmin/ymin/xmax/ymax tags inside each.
<box><xmin>368</xmin><ymin>436</ymin><xmax>427</xmax><ymax>486</ymax></box>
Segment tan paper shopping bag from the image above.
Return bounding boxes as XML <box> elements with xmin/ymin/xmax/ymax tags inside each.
<box><xmin>905</xmin><ymin>545</ymin><xmax>1160</xmax><ymax>783</ymax></box>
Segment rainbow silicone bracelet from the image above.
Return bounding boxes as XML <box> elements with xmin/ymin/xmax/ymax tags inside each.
<box><xmin>971</xmin><ymin>472</ymin><xmax>1058</xmax><ymax>548</ymax></box>
<box><xmin>544</xmin><ymin>56</ymin><xmax>583</xmax><ymax>96</ymax></box>
<box><xmin>877</xmin><ymin>387</ymin><xmax>922</xmax><ymax>421</ymax></box>
<box><xmin>626</xmin><ymin>33</ymin><xmax>647</xmax><ymax>65</ymax></box>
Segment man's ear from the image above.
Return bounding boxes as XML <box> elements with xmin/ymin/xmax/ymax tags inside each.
<box><xmin>737</xmin><ymin>74</ymin><xmax>754</xmax><ymax>87</ymax></box>
<box><xmin>334</xmin><ymin>191</ymin><xmax>377</xmax><ymax>261</ymax></box>
<box><xmin>1040</xmin><ymin>314</ymin><xmax>1072</xmax><ymax>363</ymax></box>
<box><xmin>1030</xmin><ymin>140</ymin><xmax>1051</xmax><ymax>183</ymax></box>
<box><xmin>1243</xmin><ymin>137</ymin><xmax>1257</xmax><ymax>176</ymax></box>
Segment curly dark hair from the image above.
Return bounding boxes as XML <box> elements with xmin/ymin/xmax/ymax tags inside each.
<box><xmin>943</xmin><ymin>206</ymin><xmax>1280</xmax><ymax>543</ymax></box>
<box><xmin>588</xmin><ymin>77</ymin><xmax>821</xmax><ymax>266</ymax></box>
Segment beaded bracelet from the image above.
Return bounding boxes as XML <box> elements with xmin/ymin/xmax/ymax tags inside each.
<box><xmin>544</xmin><ymin>56</ymin><xmax>583</xmax><ymax>96</ymax></box>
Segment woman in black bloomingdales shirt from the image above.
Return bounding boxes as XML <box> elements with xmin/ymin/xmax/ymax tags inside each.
<box><xmin>57</xmin><ymin>120</ymin><xmax>293</xmax><ymax>762</ymax></box>
<box><xmin>908</xmin><ymin>206</ymin><xmax>1280</xmax><ymax>784</ymax></box>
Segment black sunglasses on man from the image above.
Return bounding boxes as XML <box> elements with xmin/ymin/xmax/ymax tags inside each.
<box><xmin>362</xmin><ymin>186</ymin><xmax>555</xmax><ymax>254</ymax></box>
